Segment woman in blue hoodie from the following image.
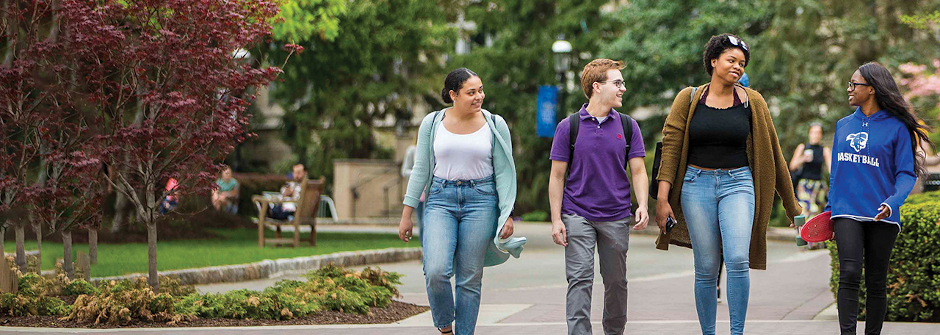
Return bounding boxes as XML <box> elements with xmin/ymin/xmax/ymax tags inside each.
<box><xmin>828</xmin><ymin>62</ymin><xmax>931</xmax><ymax>335</ymax></box>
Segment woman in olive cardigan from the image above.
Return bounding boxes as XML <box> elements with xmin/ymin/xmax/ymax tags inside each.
<box><xmin>654</xmin><ymin>86</ymin><xmax>802</xmax><ymax>266</ymax></box>
<box><xmin>654</xmin><ymin>34</ymin><xmax>802</xmax><ymax>335</ymax></box>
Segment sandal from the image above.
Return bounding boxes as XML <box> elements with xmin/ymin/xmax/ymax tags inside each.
<box><xmin>439</xmin><ymin>327</ymin><xmax>453</xmax><ymax>334</ymax></box>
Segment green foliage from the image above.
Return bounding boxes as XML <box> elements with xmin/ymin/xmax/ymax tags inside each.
<box><xmin>449</xmin><ymin>0</ymin><xmax>618</xmax><ymax>213</ymax></box>
<box><xmin>0</xmin><ymin>293</ymin><xmax>68</xmax><ymax>317</ymax></box>
<box><xmin>17</xmin><ymin>273</ymin><xmax>52</xmax><ymax>297</ymax></box>
<box><xmin>905</xmin><ymin>190</ymin><xmax>940</xmax><ymax>206</ymax></box>
<box><xmin>603</xmin><ymin>0</ymin><xmax>772</xmax><ymax>109</ymax></box>
<box><xmin>64</xmin><ymin>279</ymin><xmax>99</xmax><ymax>296</ymax></box>
<box><xmin>828</xmin><ymin>191</ymin><xmax>940</xmax><ymax>322</ymax></box>
<box><xmin>267</xmin><ymin>0</ymin><xmax>454</xmax><ymax>184</ymax></box>
<box><xmin>901</xmin><ymin>11</ymin><xmax>940</xmax><ymax>30</ymax></box>
<box><xmin>174</xmin><ymin>288</ymin><xmax>317</xmax><ymax>320</ymax></box>
<box><xmin>299</xmin><ymin>264</ymin><xmax>399</xmax><ymax>312</ymax></box>
<box><xmin>273</xmin><ymin>0</ymin><xmax>347</xmax><ymax>42</ymax></box>
<box><xmin>0</xmin><ymin>273</ymin><xmax>69</xmax><ymax>316</ymax></box>
<box><xmin>521</xmin><ymin>211</ymin><xmax>549</xmax><ymax>222</ymax></box>
<box><xmin>1</xmin><ymin>264</ymin><xmax>400</xmax><ymax>322</ymax></box>
<box><xmin>174</xmin><ymin>264</ymin><xmax>404</xmax><ymax>319</ymax></box>
<box><xmin>747</xmin><ymin>0</ymin><xmax>939</xmax><ymax>154</ymax></box>
<box><xmin>602</xmin><ymin>0</ymin><xmax>940</xmax><ymax>162</ymax></box>
<box><xmin>158</xmin><ymin>276</ymin><xmax>198</xmax><ymax>297</ymax></box>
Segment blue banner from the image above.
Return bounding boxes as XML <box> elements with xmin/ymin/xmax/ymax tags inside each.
<box><xmin>537</xmin><ymin>85</ymin><xmax>559</xmax><ymax>138</ymax></box>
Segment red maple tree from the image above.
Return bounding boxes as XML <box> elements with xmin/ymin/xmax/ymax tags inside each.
<box><xmin>60</xmin><ymin>0</ymin><xmax>282</xmax><ymax>292</ymax></box>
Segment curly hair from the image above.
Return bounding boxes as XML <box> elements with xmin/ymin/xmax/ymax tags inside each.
<box><xmin>702</xmin><ymin>33</ymin><xmax>750</xmax><ymax>76</ymax></box>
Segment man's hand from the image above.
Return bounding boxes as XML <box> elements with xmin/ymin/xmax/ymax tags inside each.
<box><xmin>633</xmin><ymin>205</ymin><xmax>649</xmax><ymax>230</ymax></box>
<box><xmin>500</xmin><ymin>217</ymin><xmax>514</xmax><ymax>239</ymax></box>
<box><xmin>874</xmin><ymin>204</ymin><xmax>891</xmax><ymax>221</ymax></box>
<box><xmin>551</xmin><ymin>220</ymin><xmax>568</xmax><ymax>246</ymax></box>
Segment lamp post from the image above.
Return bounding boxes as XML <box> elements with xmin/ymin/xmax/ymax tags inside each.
<box><xmin>552</xmin><ymin>36</ymin><xmax>572</xmax><ymax>116</ymax></box>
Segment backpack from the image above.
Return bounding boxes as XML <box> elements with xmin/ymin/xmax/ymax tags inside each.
<box><xmin>567</xmin><ymin>111</ymin><xmax>634</xmax><ymax>171</ymax></box>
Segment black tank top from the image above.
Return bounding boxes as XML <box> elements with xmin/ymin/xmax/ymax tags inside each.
<box><xmin>687</xmin><ymin>89</ymin><xmax>751</xmax><ymax>169</ymax></box>
<box><xmin>800</xmin><ymin>143</ymin><xmax>824</xmax><ymax>180</ymax></box>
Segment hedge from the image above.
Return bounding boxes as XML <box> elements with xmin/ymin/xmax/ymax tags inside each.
<box><xmin>828</xmin><ymin>191</ymin><xmax>940</xmax><ymax>322</ymax></box>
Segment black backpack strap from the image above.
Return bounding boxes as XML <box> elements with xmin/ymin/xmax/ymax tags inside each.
<box><xmin>568</xmin><ymin>113</ymin><xmax>580</xmax><ymax>156</ymax></box>
<box><xmin>620</xmin><ymin>112</ymin><xmax>634</xmax><ymax>170</ymax></box>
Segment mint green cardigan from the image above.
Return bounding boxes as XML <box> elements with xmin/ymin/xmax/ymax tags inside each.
<box><xmin>403</xmin><ymin>108</ymin><xmax>526</xmax><ymax>266</ymax></box>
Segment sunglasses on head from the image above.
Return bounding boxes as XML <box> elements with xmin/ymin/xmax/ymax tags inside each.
<box><xmin>728</xmin><ymin>36</ymin><xmax>748</xmax><ymax>51</ymax></box>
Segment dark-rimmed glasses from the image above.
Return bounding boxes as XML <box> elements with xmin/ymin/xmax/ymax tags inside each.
<box><xmin>847</xmin><ymin>81</ymin><xmax>872</xmax><ymax>91</ymax></box>
<box><xmin>598</xmin><ymin>79</ymin><xmax>625</xmax><ymax>89</ymax></box>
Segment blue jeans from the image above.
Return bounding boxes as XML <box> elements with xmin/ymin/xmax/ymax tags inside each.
<box><xmin>422</xmin><ymin>175</ymin><xmax>498</xmax><ymax>335</ymax></box>
<box><xmin>680</xmin><ymin>166</ymin><xmax>755</xmax><ymax>335</ymax></box>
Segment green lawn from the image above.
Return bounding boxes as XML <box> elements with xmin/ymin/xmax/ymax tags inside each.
<box><xmin>2</xmin><ymin>229</ymin><xmax>418</xmax><ymax>278</ymax></box>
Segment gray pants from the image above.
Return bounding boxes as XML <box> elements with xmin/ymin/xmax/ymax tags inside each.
<box><xmin>563</xmin><ymin>213</ymin><xmax>632</xmax><ymax>335</ymax></box>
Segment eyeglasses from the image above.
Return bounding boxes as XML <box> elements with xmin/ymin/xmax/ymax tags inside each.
<box><xmin>847</xmin><ymin>81</ymin><xmax>872</xmax><ymax>91</ymax></box>
<box><xmin>598</xmin><ymin>79</ymin><xmax>625</xmax><ymax>89</ymax></box>
<box><xmin>728</xmin><ymin>36</ymin><xmax>748</xmax><ymax>51</ymax></box>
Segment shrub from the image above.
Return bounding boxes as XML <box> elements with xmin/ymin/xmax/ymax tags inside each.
<box><xmin>360</xmin><ymin>267</ymin><xmax>403</xmax><ymax>297</ymax></box>
<box><xmin>301</xmin><ymin>264</ymin><xmax>399</xmax><ymax>312</ymax></box>
<box><xmin>64</xmin><ymin>279</ymin><xmax>99</xmax><ymax>296</ymax></box>
<box><xmin>174</xmin><ymin>264</ymin><xmax>404</xmax><ymax>319</ymax></box>
<box><xmin>0</xmin><ymin>274</ymin><xmax>69</xmax><ymax>316</ymax></box>
<box><xmin>17</xmin><ymin>273</ymin><xmax>53</xmax><ymax>297</ymax></box>
<box><xmin>174</xmin><ymin>288</ymin><xmax>318</xmax><ymax>320</ymax></box>
<box><xmin>828</xmin><ymin>192</ymin><xmax>940</xmax><ymax>322</ymax></box>
<box><xmin>158</xmin><ymin>276</ymin><xmax>197</xmax><ymax>297</ymax></box>
<box><xmin>66</xmin><ymin>277</ymin><xmax>193</xmax><ymax>325</ymax></box>
<box><xmin>0</xmin><ymin>293</ymin><xmax>68</xmax><ymax>316</ymax></box>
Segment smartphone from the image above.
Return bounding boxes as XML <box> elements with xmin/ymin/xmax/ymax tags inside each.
<box><xmin>803</xmin><ymin>148</ymin><xmax>814</xmax><ymax>158</ymax></box>
<box><xmin>665</xmin><ymin>217</ymin><xmax>677</xmax><ymax>232</ymax></box>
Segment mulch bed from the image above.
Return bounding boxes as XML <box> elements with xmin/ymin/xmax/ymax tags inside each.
<box><xmin>0</xmin><ymin>300</ymin><xmax>428</xmax><ymax>328</ymax></box>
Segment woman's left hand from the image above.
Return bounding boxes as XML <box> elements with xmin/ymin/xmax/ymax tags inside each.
<box><xmin>874</xmin><ymin>205</ymin><xmax>891</xmax><ymax>221</ymax></box>
<box><xmin>499</xmin><ymin>217</ymin><xmax>514</xmax><ymax>239</ymax></box>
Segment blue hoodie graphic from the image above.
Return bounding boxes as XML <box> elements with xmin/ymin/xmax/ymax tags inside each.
<box><xmin>825</xmin><ymin>107</ymin><xmax>917</xmax><ymax>227</ymax></box>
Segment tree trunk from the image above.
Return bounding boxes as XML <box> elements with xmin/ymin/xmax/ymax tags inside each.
<box><xmin>31</xmin><ymin>223</ymin><xmax>41</xmax><ymax>274</ymax></box>
<box><xmin>0</xmin><ymin>226</ymin><xmax>5</xmax><ymax>268</ymax></box>
<box><xmin>147</xmin><ymin>222</ymin><xmax>159</xmax><ymax>293</ymax></box>
<box><xmin>14</xmin><ymin>224</ymin><xmax>25</xmax><ymax>272</ymax></box>
<box><xmin>88</xmin><ymin>228</ymin><xmax>98</xmax><ymax>265</ymax></box>
<box><xmin>62</xmin><ymin>230</ymin><xmax>73</xmax><ymax>279</ymax></box>
<box><xmin>111</xmin><ymin>191</ymin><xmax>130</xmax><ymax>233</ymax></box>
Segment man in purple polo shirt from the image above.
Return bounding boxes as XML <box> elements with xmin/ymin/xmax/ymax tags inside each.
<box><xmin>548</xmin><ymin>59</ymin><xmax>649</xmax><ymax>335</ymax></box>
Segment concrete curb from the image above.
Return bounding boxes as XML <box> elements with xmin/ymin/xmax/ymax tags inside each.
<box><xmin>87</xmin><ymin>247</ymin><xmax>422</xmax><ymax>286</ymax></box>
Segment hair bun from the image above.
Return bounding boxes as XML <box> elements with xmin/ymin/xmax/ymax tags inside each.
<box><xmin>441</xmin><ymin>87</ymin><xmax>453</xmax><ymax>103</ymax></box>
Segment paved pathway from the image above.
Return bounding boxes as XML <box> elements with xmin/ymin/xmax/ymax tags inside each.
<box><xmin>4</xmin><ymin>223</ymin><xmax>939</xmax><ymax>334</ymax></box>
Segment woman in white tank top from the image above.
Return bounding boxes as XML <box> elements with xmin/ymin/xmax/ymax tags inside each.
<box><xmin>398</xmin><ymin>68</ymin><xmax>520</xmax><ymax>335</ymax></box>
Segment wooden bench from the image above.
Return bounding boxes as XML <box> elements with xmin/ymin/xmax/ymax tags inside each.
<box><xmin>252</xmin><ymin>177</ymin><xmax>326</xmax><ymax>247</ymax></box>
